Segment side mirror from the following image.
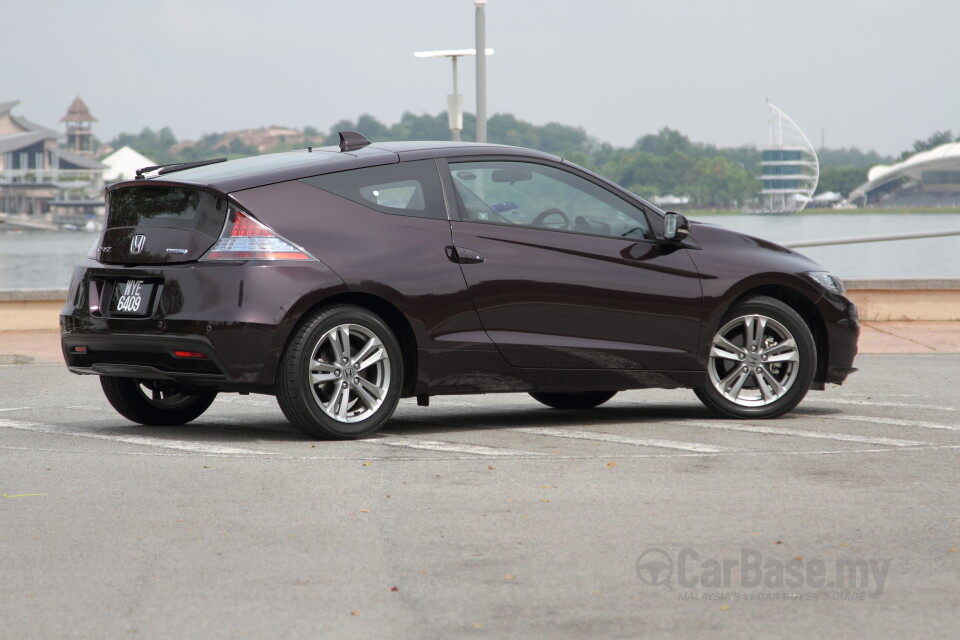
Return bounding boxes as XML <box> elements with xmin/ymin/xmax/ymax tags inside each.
<box><xmin>662</xmin><ymin>212</ymin><xmax>690</xmax><ymax>241</ymax></box>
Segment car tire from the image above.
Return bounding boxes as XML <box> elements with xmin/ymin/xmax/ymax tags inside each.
<box><xmin>100</xmin><ymin>376</ymin><xmax>217</xmax><ymax>426</ymax></box>
<box><xmin>276</xmin><ymin>305</ymin><xmax>402</xmax><ymax>439</ymax></box>
<box><xmin>694</xmin><ymin>296</ymin><xmax>816</xmax><ymax>419</ymax></box>
<box><xmin>529</xmin><ymin>390</ymin><xmax>617</xmax><ymax>410</ymax></box>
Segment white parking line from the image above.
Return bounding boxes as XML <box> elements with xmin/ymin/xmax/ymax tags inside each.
<box><xmin>0</xmin><ymin>407</ymin><xmax>30</xmax><ymax>412</ymax></box>
<box><xmin>6</xmin><ymin>442</ymin><xmax>959</xmax><ymax>462</ymax></box>
<box><xmin>367</xmin><ymin>438</ymin><xmax>544</xmax><ymax>457</ymax></box>
<box><xmin>511</xmin><ymin>427</ymin><xmax>738</xmax><ymax>453</ymax></box>
<box><xmin>828</xmin><ymin>414</ymin><xmax>960</xmax><ymax>433</ymax></box>
<box><xmin>815</xmin><ymin>398</ymin><xmax>957</xmax><ymax>412</ymax></box>
<box><xmin>681</xmin><ymin>421</ymin><xmax>930</xmax><ymax>447</ymax></box>
<box><xmin>0</xmin><ymin>419</ymin><xmax>272</xmax><ymax>456</ymax></box>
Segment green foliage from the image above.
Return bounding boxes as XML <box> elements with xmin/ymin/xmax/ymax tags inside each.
<box><xmin>913</xmin><ymin>130</ymin><xmax>954</xmax><ymax>154</ymax></box>
<box><xmin>105</xmin><ymin>115</ymin><xmax>950</xmax><ymax>206</ymax></box>
<box><xmin>818</xmin><ymin>147</ymin><xmax>891</xmax><ymax>168</ymax></box>
<box><xmin>109</xmin><ymin>127</ymin><xmax>179</xmax><ymax>164</ymax></box>
<box><xmin>320</xmin><ymin>112</ymin><xmax>452</xmax><ymax>146</ymax></box>
<box><xmin>317</xmin><ymin>111</ymin><xmax>594</xmax><ymax>157</ymax></box>
<box><xmin>633</xmin><ymin>127</ymin><xmax>692</xmax><ymax>156</ymax></box>
<box><xmin>816</xmin><ymin>166</ymin><xmax>868</xmax><ymax>196</ymax></box>
<box><xmin>897</xmin><ymin>130</ymin><xmax>957</xmax><ymax>160</ymax></box>
<box><xmin>584</xmin><ymin>146</ymin><xmax>756</xmax><ymax>207</ymax></box>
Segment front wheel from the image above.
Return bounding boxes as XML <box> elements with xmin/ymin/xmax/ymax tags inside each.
<box><xmin>529</xmin><ymin>390</ymin><xmax>617</xmax><ymax>410</ymax></box>
<box><xmin>100</xmin><ymin>377</ymin><xmax>217</xmax><ymax>426</ymax></box>
<box><xmin>694</xmin><ymin>296</ymin><xmax>816</xmax><ymax>419</ymax></box>
<box><xmin>276</xmin><ymin>305</ymin><xmax>402</xmax><ymax>439</ymax></box>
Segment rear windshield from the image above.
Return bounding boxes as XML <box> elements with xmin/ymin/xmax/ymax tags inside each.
<box><xmin>106</xmin><ymin>186</ymin><xmax>225</xmax><ymax>237</ymax></box>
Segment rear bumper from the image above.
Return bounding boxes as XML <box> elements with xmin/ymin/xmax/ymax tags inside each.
<box><xmin>63</xmin><ymin>332</ymin><xmax>230</xmax><ymax>389</ymax></box>
<box><xmin>60</xmin><ymin>258</ymin><xmax>346</xmax><ymax>392</ymax></box>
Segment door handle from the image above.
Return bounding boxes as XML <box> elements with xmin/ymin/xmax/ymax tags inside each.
<box><xmin>445</xmin><ymin>246</ymin><xmax>485</xmax><ymax>264</ymax></box>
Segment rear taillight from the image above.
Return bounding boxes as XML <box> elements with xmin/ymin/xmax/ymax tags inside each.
<box><xmin>201</xmin><ymin>209</ymin><xmax>315</xmax><ymax>261</ymax></box>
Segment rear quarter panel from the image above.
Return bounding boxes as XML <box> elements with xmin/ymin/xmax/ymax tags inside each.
<box><xmin>229</xmin><ymin>180</ymin><xmax>488</xmax><ymax>351</ymax></box>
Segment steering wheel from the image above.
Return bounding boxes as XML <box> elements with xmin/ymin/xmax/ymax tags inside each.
<box><xmin>531</xmin><ymin>208</ymin><xmax>571</xmax><ymax>229</ymax></box>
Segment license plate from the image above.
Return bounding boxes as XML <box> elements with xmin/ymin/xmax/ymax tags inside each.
<box><xmin>110</xmin><ymin>279</ymin><xmax>155</xmax><ymax>316</ymax></box>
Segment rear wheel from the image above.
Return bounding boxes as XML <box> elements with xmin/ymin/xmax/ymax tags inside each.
<box><xmin>277</xmin><ymin>305</ymin><xmax>402</xmax><ymax>439</ymax></box>
<box><xmin>529</xmin><ymin>390</ymin><xmax>617</xmax><ymax>410</ymax></box>
<box><xmin>694</xmin><ymin>296</ymin><xmax>815</xmax><ymax>419</ymax></box>
<box><xmin>100</xmin><ymin>377</ymin><xmax>217</xmax><ymax>426</ymax></box>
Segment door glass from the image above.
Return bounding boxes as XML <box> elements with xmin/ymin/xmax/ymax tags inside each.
<box><xmin>449</xmin><ymin>161</ymin><xmax>651</xmax><ymax>239</ymax></box>
<box><xmin>302</xmin><ymin>159</ymin><xmax>446</xmax><ymax>220</ymax></box>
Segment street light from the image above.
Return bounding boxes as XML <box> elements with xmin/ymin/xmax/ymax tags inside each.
<box><xmin>414</xmin><ymin>48</ymin><xmax>494</xmax><ymax>141</ymax></box>
<box><xmin>475</xmin><ymin>0</ymin><xmax>488</xmax><ymax>143</ymax></box>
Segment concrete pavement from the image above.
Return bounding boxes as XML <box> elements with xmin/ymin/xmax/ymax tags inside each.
<box><xmin>2</xmin><ymin>355</ymin><xmax>960</xmax><ymax>638</ymax></box>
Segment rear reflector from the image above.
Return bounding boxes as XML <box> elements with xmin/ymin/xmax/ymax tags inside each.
<box><xmin>201</xmin><ymin>209</ymin><xmax>315</xmax><ymax>261</ymax></box>
<box><xmin>173</xmin><ymin>351</ymin><xmax>208</xmax><ymax>359</ymax></box>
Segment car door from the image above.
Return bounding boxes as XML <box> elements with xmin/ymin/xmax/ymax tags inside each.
<box><xmin>443</xmin><ymin>157</ymin><xmax>704</xmax><ymax>370</ymax></box>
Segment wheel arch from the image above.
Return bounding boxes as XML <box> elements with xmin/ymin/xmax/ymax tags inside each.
<box><xmin>281</xmin><ymin>292</ymin><xmax>419</xmax><ymax>397</ymax></box>
<box><xmin>725</xmin><ymin>285</ymin><xmax>828</xmax><ymax>385</ymax></box>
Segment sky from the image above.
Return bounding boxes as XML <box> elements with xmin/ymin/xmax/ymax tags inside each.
<box><xmin>6</xmin><ymin>0</ymin><xmax>958</xmax><ymax>156</ymax></box>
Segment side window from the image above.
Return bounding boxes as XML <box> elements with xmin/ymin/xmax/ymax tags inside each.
<box><xmin>448</xmin><ymin>160</ymin><xmax>651</xmax><ymax>239</ymax></box>
<box><xmin>301</xmin><ymin>159</ymin><xmax>446</xmax><ymax>220</ymax></box>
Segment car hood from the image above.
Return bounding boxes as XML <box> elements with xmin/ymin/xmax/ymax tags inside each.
<box><xmin>684</xmin><ymin>219</ymin><xmax>833</xmax><ymax>302</ymax></box>
<box><xmin>690</xmin><ymin>219</ymin><xmax>824</xmax><ymax>267</ymax></box>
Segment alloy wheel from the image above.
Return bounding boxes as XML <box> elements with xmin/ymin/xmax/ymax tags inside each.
<box><xmin>307</xmin><ymin>323</ymin><xmax>391</xmax><ymax>423</ymax></box>
<box><xmin>706</xmin><ymin>313</ymin><xmax>801</xmax><ymax>408</ymax></box>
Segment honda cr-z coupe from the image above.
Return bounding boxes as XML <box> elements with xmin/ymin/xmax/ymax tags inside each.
<box><xmin>61</xmin><ymin>132</ymin><xmax>858</xmax><ymax>438</ymax></box>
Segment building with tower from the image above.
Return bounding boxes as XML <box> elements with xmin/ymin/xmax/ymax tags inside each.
<box><xmin>61</xmin><ymin>95</ymin><xmax>97</xmax><ymax>156</ymax></box>
<box><xmin>0</xmin><ymin>97</ymin><xmax>105</xmax><ymax>218</ymax></box>
<box><xmin>757</xmin><ymin>102</ymin><xmax>819</xmax><ymax>214</ymax></box>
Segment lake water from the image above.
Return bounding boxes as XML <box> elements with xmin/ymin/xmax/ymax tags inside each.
<box><xmin>1</xmin><ymin>213</ymin><xmax>959</xmax><ymax>289</ymax></box>
<box><xmin>696</xmin><ymin>213</ymin><xmax>960</xmax><ymax>281</ymax></box>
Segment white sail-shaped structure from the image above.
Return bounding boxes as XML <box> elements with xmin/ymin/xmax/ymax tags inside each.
<box><xmin>758</xmin><ymin>102</ymin><xmax>819</xmax><ymax>213</ymax></box>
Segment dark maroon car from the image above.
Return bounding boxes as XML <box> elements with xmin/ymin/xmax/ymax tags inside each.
<box><xmin>60</xmin><ymin>132</ymin><xmax>858</xmax><ymax>438</ymax></box>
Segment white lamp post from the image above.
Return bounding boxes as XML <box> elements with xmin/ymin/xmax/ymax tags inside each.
<box><xmin>414</xmin><ymin>48</ymin><xmax>494</xmax><ymax>141</ymax></box>
<box><xmin>475</xmin><ymin>0</ymin><xmax>488</xmax><ymax>143</ymax></box>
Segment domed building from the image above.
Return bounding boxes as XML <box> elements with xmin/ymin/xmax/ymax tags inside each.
<box><xmin>849</xmin><ymin>142</ymin><xmax>960</xmax><ymax>208</ymax></box>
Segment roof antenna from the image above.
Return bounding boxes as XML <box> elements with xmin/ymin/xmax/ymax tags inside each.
<box><xmin>338</xmin><ymin>131</ymin><xmax>371</xmax><ymax>152</ymax></box>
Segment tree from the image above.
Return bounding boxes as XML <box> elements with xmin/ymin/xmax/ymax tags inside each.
<box><xmin>900</xmin><ymin>130</ymin><xmax>954</xmax><ymax>160</ymax></box>
<box><xmin>689</xmin><ymin>157</ymin><xmax>755</xmax><ymax>207</ymax></box>
<box><xmin>228</xmin><ymin>137</ymin><xmax>257</xmax><ymax>156</ymax></box>
<box><xmin>103</xmin><ymin>113</ymin><xmax>906</xmax><ymax>209</ymax></box>
<box><xmin>108</xmin><ymin>127</ymin><xmax>178</xmax><ymax>164</ymax></box>
<box><xmin>818</xmin><ymin>147</ymin><xmax>891</xmax><ymax>168</ymax></box>
<box><xmin>816</xmin><ymin>166</ymin><xmax>868</xmax><ymax>197</ymax></box>
<box><xmin>914</xmin><ymin>130</ymin><xmax>953</xmax><ymax>153</ymax></box>
<box><xmin>537</xmin><ymin>122</ymin><xmax>594</xmax><ymax>155</ymax></box>
<box><xmin>391</xmin><ymin>112</ymin><xmax>450</xmax><ymax>141</ymax></box>
<box><xmin>633</xmin><ymin>127</ymin><xmax>692</xmax><ymax>156</ymax></box>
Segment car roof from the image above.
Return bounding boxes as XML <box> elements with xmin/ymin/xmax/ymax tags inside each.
<box><xmin>108</xmin><ymin>141</ymin><xmax>561</xmax><ymax>194</ymax></box>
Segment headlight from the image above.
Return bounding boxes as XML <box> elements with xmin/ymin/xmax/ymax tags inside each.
<box><xmin>806</xmin><ymin>271</ymin><xmax>845</xmax><ymax>294</ymax></box>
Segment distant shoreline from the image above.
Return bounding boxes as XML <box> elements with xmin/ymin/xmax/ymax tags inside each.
<box><xmin>683</xmin><ymin>207</ymin><xmax>960</xmax><ymax>217</ymax></box>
